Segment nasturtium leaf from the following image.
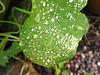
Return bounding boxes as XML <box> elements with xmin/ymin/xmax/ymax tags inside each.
<box><xmin>19</xmin><ymin>0</ymin><xmax>88</xmax><ymax>67</ymax></box>
<box><xmin>0</xmin><ymin>42</ymin><xmax>22</xmax><ymax>66</ymax></box>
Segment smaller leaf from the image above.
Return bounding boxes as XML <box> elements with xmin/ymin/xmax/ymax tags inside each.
<box><xmin>0</xmin><ymin>42</ymin><xmax>22</xmax><ymax>66</ymax></box>
<box><xmin>62</xmin><ymin>70</ymin><xmax>69</xmax><ymax>75</ymax></box>
<box><xmin>58</xmin><ymin>62</ymin><xmax>64</xmax><ymax>69</ymax></box>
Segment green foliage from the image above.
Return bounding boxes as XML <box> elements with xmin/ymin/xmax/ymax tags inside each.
<box><xmin>19</xmin><ymin>0</ymin><xmax>88</xmax><ymax>67</ymax></box>
<box><xmin>57</xmin><ymin>69</ymin><xmax>61</xmax><ymax>75</ymax></box>
<box><xmin>62</xmin><ymin>70</ymin><xmax>69</xmax><ymax>75</ymax></box>
<box><xmin>58</xmin><ymin>62</ymin><xmax>64</xmax><ymax>69</ymax></box>
<box><xmin>0</xmin><ymin>42</ymin><xmax>22</xmax><ymax>66</ymax></box>
<box><xmin>84</xmin><ymin>73</ymin><xmax>94</xmax><ymax>75</ymax></box>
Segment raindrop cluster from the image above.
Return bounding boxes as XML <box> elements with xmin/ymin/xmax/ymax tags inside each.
<box><xmin>19</xmin><ymin>0</ymin><xmax>88</xmax><ymax>67</ymax></box>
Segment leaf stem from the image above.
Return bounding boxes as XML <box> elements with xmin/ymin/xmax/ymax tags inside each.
<box><xmin>55</xmin><ymin>64</ymin><xmax>58</xmax><ymax>75</ymax></box>
<box><xmin>0</xmin><ymin>38</ymin><xmax>20</xmax><ymax>41</ymax></box>
<box><xmin>0</xmin><ymin>20</ymin><xmax>22</xmax><ymax>34</ymax></box>
<box><xmin>0</xmin><ymin>1</ymin><xmax>5</xmax><ymax>13</ymax></box>
<box><xmin>0</xmin><ymin>33</ymin><xmax>19</xmax><ymax>39</ymax></box>
<box><xmin>13</xmin><ymin>56</ymin><xmax>25</xmax><ymax>75</ymax></box>
<box><xmin>12</xmin><ymin>7</ymin><xmax>31</xmax><ymax>23</ymax></box>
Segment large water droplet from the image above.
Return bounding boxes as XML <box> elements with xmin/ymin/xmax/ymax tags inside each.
<box><xmin>38</xmin><ymin>26</ymin><xmax>41</xmax><ymax>29</ymax></box>
<box><xmin>19</xmin><ymin>41</ymin><xmax>25</xmax><ymax>46</ymax></box>
<box><xmin>45</xmin><ymin>30</ymin><xmax>48</xmax><ymax>33</ymax></box>
<box><xmin>44</xmin><ymin>20</ymin><xmax>48</xmax><ymax>25</ymax></box>
<box><xmin>49</xmin><ymin>7</ymin><xmax>54</xmax><ymax>12</ymax></box>
<box><xmin>31</xmin><ymin>29</ymin><xmax>34</xmax><ymax>31</ymax></box>
<box><xmin>51</xmin><ymin>18</ymin><xmax>55</xmax><ymax>22</ymax></box>
<box><xmin>69</xmin><ymin>0</ymin><xmax>73</xmax><ymax>3</ymax></box>
<box><xmin>34</xmin><ymin>34</ymin><xmax>38</xmax><ymax>38</ymax></box>
<box><xmin>57</xmin><ymin>35</ymin><xmax>60</xmax><ymax>39</ymax></box>
<box><xmin>43</xmin><ymin>1</ymin><xmax>46</xmax><ymax>7</ymax></box>
<box><xmin>47</xmin><ymin>59</ymin><xmax>50</xmax><ymax>62</ymax></box>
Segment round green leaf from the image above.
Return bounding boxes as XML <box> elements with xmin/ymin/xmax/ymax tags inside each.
<box><xmin>19</xmin><ymin>0</ymin><xmax>88</xmax><ymax>67</ymax></box>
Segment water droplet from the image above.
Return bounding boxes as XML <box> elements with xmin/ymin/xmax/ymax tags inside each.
<box><xmin>45</xmin><ymin>63</ymin><xmax>47</xmax><ymax>65</ymax></box>
<box><xmin>47</xmin><ymin>59</ymin><xmax>50</xmax><ymax>62</ymax></box>
<box><xmin>52</xmin><ymin>4</ymin><xmax>54</xmax><ymax>6</ymax></box>
<box><xmin>40</xmin><ymin>36</ymin><xmax>42</xmax><ymax>38</ymax></box>
<box><xmin>19</xmin><ymin>41</ymin><xmax>25</xmax><ymax>46</ymax></box>
<box><xmin>40</xmin><ymin>1</ymin><xmax>42</xmax><ymax>3</ymax></box>
<box><xmin>43</xmin><ymin>1</ymin><xmax>46</xmax><ymax>7</ymax></box>
<box><xmin>33</xmin><ymin>46</ymin><xmax>35</xmax><ymax>48</ymax></box>
<box><xmin>60</xmin><ymin>8</ymin><xmax>64</xmax><ymax>10</ymax></box>
<box><xmin>47</xmin><ymin>4</ymin><xmax>49</xmax><ymax>6</ymax></box>
<box><xmin>40</xmin><ymin>31</ymin><xmax>42</xmax><ymax>33</ymax></box>
<box><xmin>34</xmin><ymin>34</ymin><xmax>38</xmax><ymax>38</ymax></box>
<box><xmin>69</xmin><ymin>0</ymin><xmax>73</xmax><ymax>3</ymax></box>
<box><xmin>27</xmin><ymin>36</ymin><xmax>30</xmax><ymax>39</ymax></box>
<box><xmin>51</xmin><ymin>51</ymin><xmax>53</xmax><ymax>53</ymax></box>
<box><xmin>38</xmin><ymin>26</ymin><xmax>41</xmax><ymax>29</ymax></box>
<box><xmin>51</xmin><ymin>18</ymin><xmax>55</xmax><ymax>22</ymax></box>
<box><xmin>41</xmin><ymin>57</ymin><xmax>43</xmax><ymax>59</ymax></box>
<box><xmin>66</xmin><ymin>34</ymin><xmax>68</xmax><ymax>36</ymax></box>
<box><xmin>29</xmin><ymin>45</ymin><xmax>32</xmax><ymax>47</ymax></box>
<box><xmin>45</xmin><ymin>30</ymin><xmax>48</xmax><ymax>33</ymax></box>
<box><xmin>56</xmin><ymin>16</ymin><xmax>58</xmax><ymax>19</ymax></box>
<box><xmin>57</xmin><ymin>35</ymin><xmax>60</xmax><ymax>39</ymax></box>
<box><xmin>51</xmin><ymin>28</ymin><xmax>54</xmax><ymax>31</ymax></box>
<box><xmin>42</xmin><ymin>16</ymin><xmax>45</xmax><ymax>19</ymax></box>
<box><xmin>44</xmin><ymin>20</ymin><xmax>48</xmax><ymax>25</ymax></box>
<box><xmin>43</xmin><ymin>60</ymin><xmax>45</xmax><ymax>62</ymax></box>
<box><xmin>49</xmin><ymin>7</ymin><xmax>54</xmax><ymax>12</ymax></box>
<box><xmin>24</xmin><ymin>31</ymin><xmax>26</xmax><ymax>33</ymax></box>
<box><xmin>42</xmin><ymin>8</ymin><xmax>44</xmax><ymax>11</ymax></box>
<box><xmin>31</xmin><ymin>29</ymin><xmax>34</xmax><ymax>31</ymax></box>
<box><xmin>43</xmin><ymin>13</ymin><xmax>46</xmax><ymax>15</ymax></box>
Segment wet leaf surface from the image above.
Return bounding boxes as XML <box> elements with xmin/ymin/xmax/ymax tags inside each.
<box><xmin>19</xmin><ymin>0</ymin><xmax>89</xmax><ymax>67</ymax></box>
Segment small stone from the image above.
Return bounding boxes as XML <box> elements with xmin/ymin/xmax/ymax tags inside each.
<box><xmin>70</xmin><ymin>72</ymin><xmax>73</xmax><ymax>75</ymax></box>
<box><xmin>90</xmin><ymin>55</ymin><xmax>93</xmax><ymax>58</ymax></box>
<box><xmin>89</xmin><ymin>51</ymin><xmax>92</xmax><ymax>55</ymax></box>
<box><xmin>83</xmin><ymin>46</ymin><xmax>87</xmax><ymax>50</ymax></box>
<box><xmin>75</xmin><ymin>64</ymin><xmax>79</xmax><ymax>68</ymax></box>
<box><xmin>67</xmin><ymin>64</ymin><xmax>70</xmax><ymax>68</ymax></box>
<box><xmin>97</xmin><ymin>62</ymin><xmax>100</xmax><ymax>66</ymax></box>
<box><xmin>81</xmin><ymin>53</ymin><xmax>85</xmax><ymax>59</ymax></box>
